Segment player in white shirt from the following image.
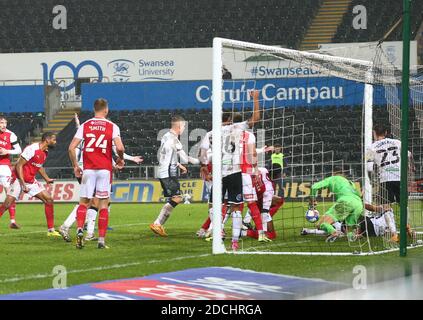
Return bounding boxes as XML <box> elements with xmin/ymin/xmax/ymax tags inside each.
<box><xmin>150</xmin><ymin>115</ymin><xmax>200</xmax><ymax>237</ymax></box>
<box><xmin>366</xmin><ymin>124</ymin><xmax>415</xmax><ymax>241</ymax></box>
<box><xmin>366</xmin><ymin>124</ymin><xmax>414</xmax><ymax>204</ymax></box>
<box><xmin>196</xmin><ymin>114</ymin><xmax>232</xmax><ymax>239</ymax></box>
<box><xmin>60</xmin><ymin>114</ymin><xmax>143</xmax><ymax>242</ymax></box>
<box><xmin>221</xmin><ymin>90</ymin><xmax>261</xmax><ymax>251</ymax></box>
<box><xmin>0</xmin><ymin>116</ymin><xmax>22</xmax><ymax>229</ymax></box>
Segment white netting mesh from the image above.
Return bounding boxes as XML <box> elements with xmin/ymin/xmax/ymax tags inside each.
<box><xmin>213</xmin><ymin>39</ymin><xmax>423</xmax><ymax>255</ymax></box>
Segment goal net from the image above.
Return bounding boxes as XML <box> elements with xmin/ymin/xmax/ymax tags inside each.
<box><xmin>211</xmin><ymin>38</ymin><xmax>423</xmax><ymax>255</ymax></box>
<box><xmin>370</xmin><ymin>46</ymin><xmax>423</xmax><ymax>250</ymax></box>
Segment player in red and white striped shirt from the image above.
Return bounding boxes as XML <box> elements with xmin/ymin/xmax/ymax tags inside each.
<box><xmin>0</xmin><ymin>116</ymin><xmax>22</xmax><ymax>229</ymax></box>
<box><xmin>242</xmin><ymin>167</ymin><xmax>284</xmax><ymax>240</ymax></box>
<box><xmin>0</xmin><ymin>132</ymin><xmax>61</xmax><ymax>237</ymax></box>
<box><xmin>68</xmin><ymin>98</ymin><xmax>124</xmax><ymax>249</ymax></box>
<box><xmin>239</xmin><ymin>129</ymin><xmax>275</xmax><ymax>244</ymax></box>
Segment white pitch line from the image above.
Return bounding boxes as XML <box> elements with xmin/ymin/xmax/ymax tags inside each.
<box><xmin>0</xmin><ymin>252</ymin><xmax>212</xmax><ymax>284</ymax></box>
<box><xmin>1</xmin><ymin>241</ymin><xmax>309</xmax><ymax>284</ymax></box>
<box><xmin>0</xmin><ymin>222</ymin><xmax>150</xmax><ymax>237</ymax></box>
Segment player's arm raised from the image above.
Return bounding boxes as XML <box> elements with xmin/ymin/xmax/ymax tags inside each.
<box><xmin>74</xmin><ymin>113</ymin><xmax>80</xmax><ymax>129</ymax></box>
<box><xmin>247</xmin><ymin>90</ymin><xmax>261</xmax><ymax>128</ymax></box>
<box><xmin>69</xmin><ymin>137</ymin><xmax>83</xmax><ymax>178</ymax></box>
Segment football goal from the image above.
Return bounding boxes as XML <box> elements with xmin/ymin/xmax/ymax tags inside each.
<box><xmin>211</xmin><ymin>37</ymin><xmax>423</xmax><ymax>256</ymax></box>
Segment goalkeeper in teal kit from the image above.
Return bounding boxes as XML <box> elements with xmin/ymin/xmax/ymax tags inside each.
<box><xmin>309</xmin><ymin>170</ymin><xmax>364</xmax><ymax>242</ymax></box>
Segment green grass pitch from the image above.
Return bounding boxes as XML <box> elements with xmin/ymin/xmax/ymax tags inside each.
<box><xmin>0</xmin><ymin>202</ymin><xmax>422</xmax><ymax>295</ymax></box>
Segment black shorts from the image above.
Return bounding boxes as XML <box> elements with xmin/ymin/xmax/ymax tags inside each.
<box><xmin>380</xmin><ymin>181</ymin><xmax>401</xmax><ymax>203</ymax></box>
<box><xmin>160</xmin><ymin>177</ymin><xmax>181</xmax><ymax>198</ymax></box>
<box><xmin>222</xmin><ymin>172</ymin><xmax>243</xmax><ymax>204</ymax></box>
<box><xmin>358</xmin><ymin>216</ymin><xmax>377</xmax><ymax>237</ymax></box>
<box><xmin>207</xmin><ymin>187</ymin><xmax>229</xmax><ymax>204</ymax></box>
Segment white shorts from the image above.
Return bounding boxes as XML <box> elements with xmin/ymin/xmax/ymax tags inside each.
<box><xmin>261</xmin><ymin>191</ymin><xmax>274</xmax><ymax>211</ymax></box>
<box><xmin>242</xmin><ymin>173</ymin><xmax>257</xmax><ymax>202</ymax></box>
<box><xmin>80</xmin><ymin>169</ymin><xmax>112</xmax><ymax>199</ymax></box>
<box><xmin>8</xmin><ymin>179</ymin><xmax>45</xmax><ymax>199</ymax></box>
<box><xmin>0</xmin><ymin>165</ymin><xmax>12</xmax><ymax>189</ymax></box>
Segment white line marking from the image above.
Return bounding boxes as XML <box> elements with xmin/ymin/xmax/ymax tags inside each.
<box><xmin>0</xmin><ymin>222</ymin><xmax>149</xmax><ymax>237</ymax></box>
<box><xmin>0</xmin><ymin>252</ymin><xmax>212</xmax><ymax>284</ymax></box>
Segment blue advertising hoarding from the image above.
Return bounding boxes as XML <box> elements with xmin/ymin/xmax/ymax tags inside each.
<box><xmin>82</xmin><ymin>77</ymin><xmax>376</xmax><ymax>110</ymax></box>
<box><xmin>0</xmin><ymin>85</ymin><xmax>45</xmax><ymax>112</ymax></box>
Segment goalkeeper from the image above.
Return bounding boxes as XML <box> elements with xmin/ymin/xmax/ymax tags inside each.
<box><xmin>309</xmin><ymin>168</ymin><xmax>364</xmax><ymax>242</ymax></box>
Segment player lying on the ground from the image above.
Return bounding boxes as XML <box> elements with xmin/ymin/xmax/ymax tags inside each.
<box><xmin>60</xmin><ymin>114</ymin><xmax>143</xmax><ymax>243</ymax></box>
<box><xmin>300</xmin><ymin>203</ymin><xmax>397</xmax><ymax>242</ymax></box>
<box><xmin>150</xmin><ymin>115</ymin><xmax>200</xmax><ymax>237</ymax></box>
<box><xmin>308</xmin><ymin>167</ymin><xmax>364</xmax><ymax>243</ymax></box>
<box><xmin>0</xmin><ymin>132</ymin><xmax>62</xmax><ymax>237</ymax></box>
<box><xmin>242</xmin><ymin>196</ymin><xmax>284</xmax><ymax>240</ymax></box>
<box><xmin>355</xmin><ymin>203</ymin><xmax>414</xmax><ymax>242</ymax></box>
<box><xmin>0</xmin><ymin>115</ymin><xmax>22</xmax><ymax>229</ymax></box>
<box><xmin>241</xmin><ymin>167</ymin><xmax>284</xmax><ymax>240</ymax></box>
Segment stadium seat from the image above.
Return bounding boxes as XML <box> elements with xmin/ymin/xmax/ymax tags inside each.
<box><xmin>0</xmin><ymin>0</ymin><xmax>323</xmax><ymax>52</ymax></box>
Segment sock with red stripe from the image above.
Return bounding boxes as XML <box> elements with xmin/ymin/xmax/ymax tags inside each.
<box><xmin>201</xmin><ymin>217</ymin><xmax>211</xmax><ymax>230</ymax></box>
<box><xmin>266</xmin><ymin>231</ymin><xmax>277</xmax><ymax>239</ymax></box>
<box><xmin>76</xmin><ymin>204</ymin><xmax>87</xmax><ymax>230</ymax></box>
<box><xmin>246</xmin><ymin>229</ymin><xmax>259</xmax><ymax>239</ymax></box>
<box><xmin>8</xmin><ymin>202</ymin><xmax>16</xmax><ymax>223</ymax></box>
<box><xmin>98</xmin><ymin>208</ymin><xmax>109</xmax><ymax>240</ymax></box>
<box><xmin>44</xmin><ymin>203</ymin><xmax>55</xmax><ymax>230</ymax></box>
<box><xmin>247</xmin><ymin>201</ymin><xmax>263</xmax><ymax>231</ymax></box>
<box><xmin>246</xmin><ymin>229</ymin><xmax>276</xmax><ymax>240</ymax></box>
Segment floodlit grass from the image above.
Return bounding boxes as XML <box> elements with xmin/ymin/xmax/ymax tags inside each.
<box><xmin>0</xmin><ymin>203</ymin><xmax>422</xmax><ymax>295</ymax></box>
